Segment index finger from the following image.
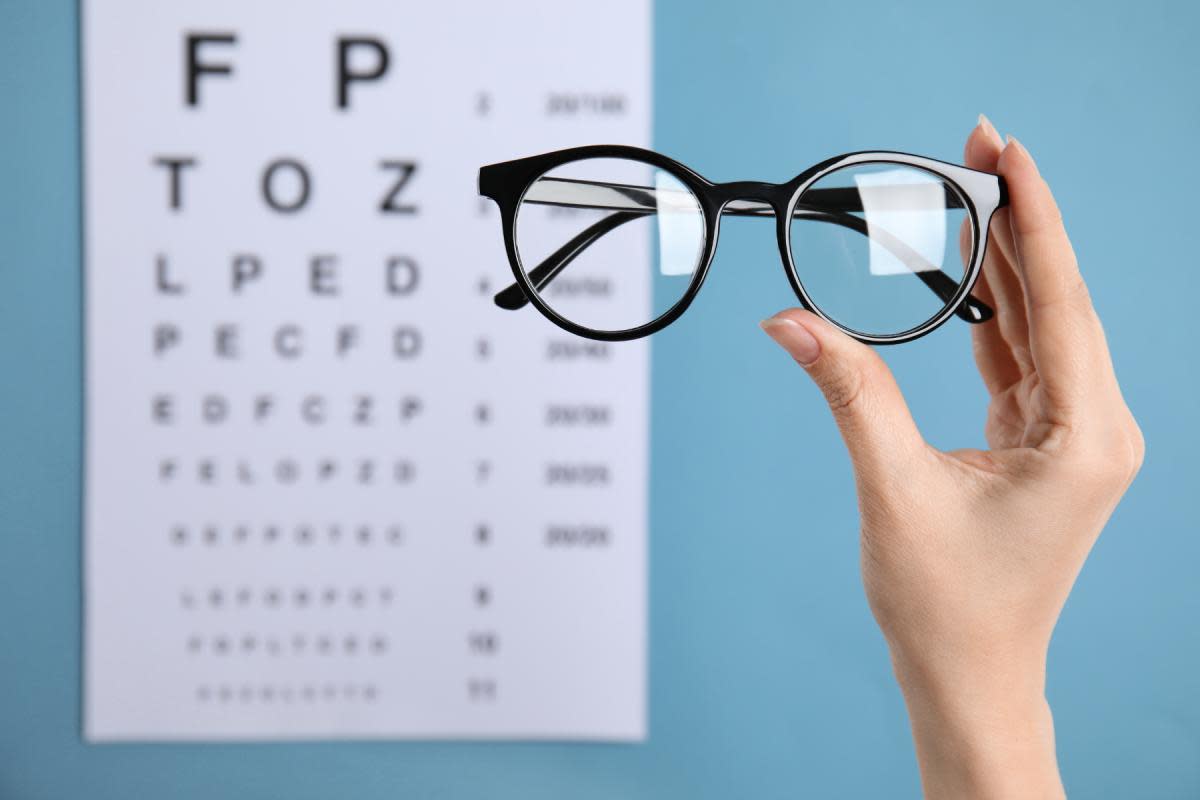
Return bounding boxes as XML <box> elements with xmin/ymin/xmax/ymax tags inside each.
<box><xmin>996</xmin><ymin>137</ymin><xmax>1107</xmax><ymax>407</ymax></box>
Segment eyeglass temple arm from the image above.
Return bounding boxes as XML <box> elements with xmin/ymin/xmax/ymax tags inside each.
<box><xmin>495</xmin><ymin>209</ymin><xmax>991</xmax><ymax>324</ymax></box>
<box><xmin>495</xmin><ymin>210</ymin><xmax>643</xmax><ymax>310</ymax></box>
<box><xmin>493</xmin><ymin>181</ymin><xmax>992</xmax><ymax>324</ymax></box>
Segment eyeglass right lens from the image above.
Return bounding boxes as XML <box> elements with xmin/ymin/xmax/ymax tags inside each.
<box><xmin>515</xmin><ymin>157</ymin><xmax>706</xmax><ymax>335</ymax></box>
<box><xmin>788</xmin><ymin>162</ymin><xmax>970</xmax><ymax>338</ymax></box>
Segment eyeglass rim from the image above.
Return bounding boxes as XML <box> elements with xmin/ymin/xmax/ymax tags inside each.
<box><xmin>478</xmin><ymin>144</ymin><xmax>1008</xmax><ymax>345</ymax></box>
<box><xmin>782</xmin><ymin>155</ymin><xmax>984</xmax><ymax>343</ymax></box>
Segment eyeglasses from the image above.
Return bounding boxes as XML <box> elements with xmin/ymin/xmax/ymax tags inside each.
<box><xmin>478</xmin><ymin>145</ymin><xmax>1008</xmax><ymax>344</ymax></box>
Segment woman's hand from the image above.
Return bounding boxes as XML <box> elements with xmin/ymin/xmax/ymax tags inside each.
<box><xmin>760</xmin><ymin>116</ymin><xmax>1143</xmax><ymax>799</ymax></box>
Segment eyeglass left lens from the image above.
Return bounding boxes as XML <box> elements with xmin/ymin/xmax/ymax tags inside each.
<box><xmin>514</xmin><ymin>157</ymin><xmax>706</xmax><ymax>334</ymax></box>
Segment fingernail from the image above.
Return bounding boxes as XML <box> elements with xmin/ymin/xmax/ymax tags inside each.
<box><xmin>760</xmin><ymin>316</ymin><xmax>821</xmax><ymax>366</ymax></box>
<box><xmin>977</xmin><ymin>113</ymin><xmax>1000</xmax><ymax>141</ymax></box>
<box><xmin>1005</xmin><ymin>134</ymin><xmax>1028</xmax><ymax>157</ymax></box>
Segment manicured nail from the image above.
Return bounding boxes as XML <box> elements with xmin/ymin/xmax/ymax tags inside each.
<box><xmin>760</xmin><ymin>316</ymin><xmax>821</xmax><ymax>366</ymax></box>
<box><xmin>977</xmin><ymin>113</ymin><xmax>1000</xmax><ymax>141</ymax></box>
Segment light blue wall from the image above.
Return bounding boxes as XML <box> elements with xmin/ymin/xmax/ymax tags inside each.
<box><xmin>1</xmin><ymin>0</ymin><xmax>1196</xmax><ymax>797</ymax></box>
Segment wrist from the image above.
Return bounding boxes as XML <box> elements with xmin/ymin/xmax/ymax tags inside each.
<box><xmin>891</xmin><ymin>651</ymin><xmax>1064</xmax><ymax>799</ymax></box>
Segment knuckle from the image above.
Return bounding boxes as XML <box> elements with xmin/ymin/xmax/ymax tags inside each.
<box><xmin>1032</xmin><ymin>179</ymin><xmax>1065</xmax><ymax>225</ymax></box>
<box><xmin>1008</xmin><ymin>342</ymin><xmax>1036</xmax><ymax>373</ymax></box>
<box><xmin>820</xmin><ymin>363</ymin><xmax>868</xmax><ymax>419</ymax></box>
<box><xmin>1065</xmin><ymin>274</ymin><xmax>1094</xmax><ymax>310</ymax></box>
<box><xmin>1097</xmin><ymin>456</ymin><xmax>1133</xmax><ymax>491</ymax></box>
<box><xmin>1124</xmin><ymin>419</ymin><xmax>1146</xmax><ymax>483</ymax></box>
<box><xmin>1012</xmin><ymin>197</ymin><xmax>1064</xmax><ymax>237</ymax></box>
<box><xmin>1075</xmin><ymin>447</ymin><xmax>1121</xmax><ymax>486</ymax></box>
<box><xmin>1062</xmin><ymin>274</ymin><xmax>1092</xmax><ymax>308</ymax></box>
<box><xmin>1027</xmin><ymin>270</ymin><xmax>1090</xmax><ymax>314</ymax></box>
<box><xmin>1069</xmin><ymin>417</ymin><xmax>1144</xmax><ymax>493</ymax></box>
<box><xmin>1041</xmin><ymin>198</ymin><xmax>1066</xmax><ymax>231</ymax></box>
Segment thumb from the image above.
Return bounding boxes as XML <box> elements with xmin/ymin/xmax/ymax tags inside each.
<box><xmin>760</xmin><ymin>309</ymin><xmax>926</xmax><ymax>479</ymax></box>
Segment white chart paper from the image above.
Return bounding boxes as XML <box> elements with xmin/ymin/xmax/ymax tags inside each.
<box><xmin>83</xmin><ymin>0</ymin><xmax>650</xmax><ymax>741</ymax></box>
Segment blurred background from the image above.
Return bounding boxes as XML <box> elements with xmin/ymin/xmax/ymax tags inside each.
<box><xmin>1</xmin><ymin>0</ymin><xmax>1197</xmax><ymax>797</ymax></box>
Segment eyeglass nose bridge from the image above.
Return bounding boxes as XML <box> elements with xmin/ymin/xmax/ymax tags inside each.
<box><xmin>711</xmin><ymin>180</ymin><xmax>789</xmax><ymax>214</ymax></box>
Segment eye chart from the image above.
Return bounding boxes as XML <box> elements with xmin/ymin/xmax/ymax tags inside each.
<box><xmin>83</xmin><ymin>0</ymin><xmax>650</xmax><ymax>740</ymax></box>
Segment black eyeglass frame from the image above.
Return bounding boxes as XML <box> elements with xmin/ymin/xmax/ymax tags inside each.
<box><xmin>478</xmin><ymin>144</ymin><xmax>1008</xmax><ymax>345</ymax></box>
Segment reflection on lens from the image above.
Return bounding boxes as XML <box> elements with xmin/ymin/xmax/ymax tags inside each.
<box><xmin>788</xmin><ymin>163</ymin><xmax>969</xmax><ymax>337</ymax></box>
<box><xmin>515</xmin><ymin>157</ymin><xmax>705</xmax><ymax>334</ymax></box>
